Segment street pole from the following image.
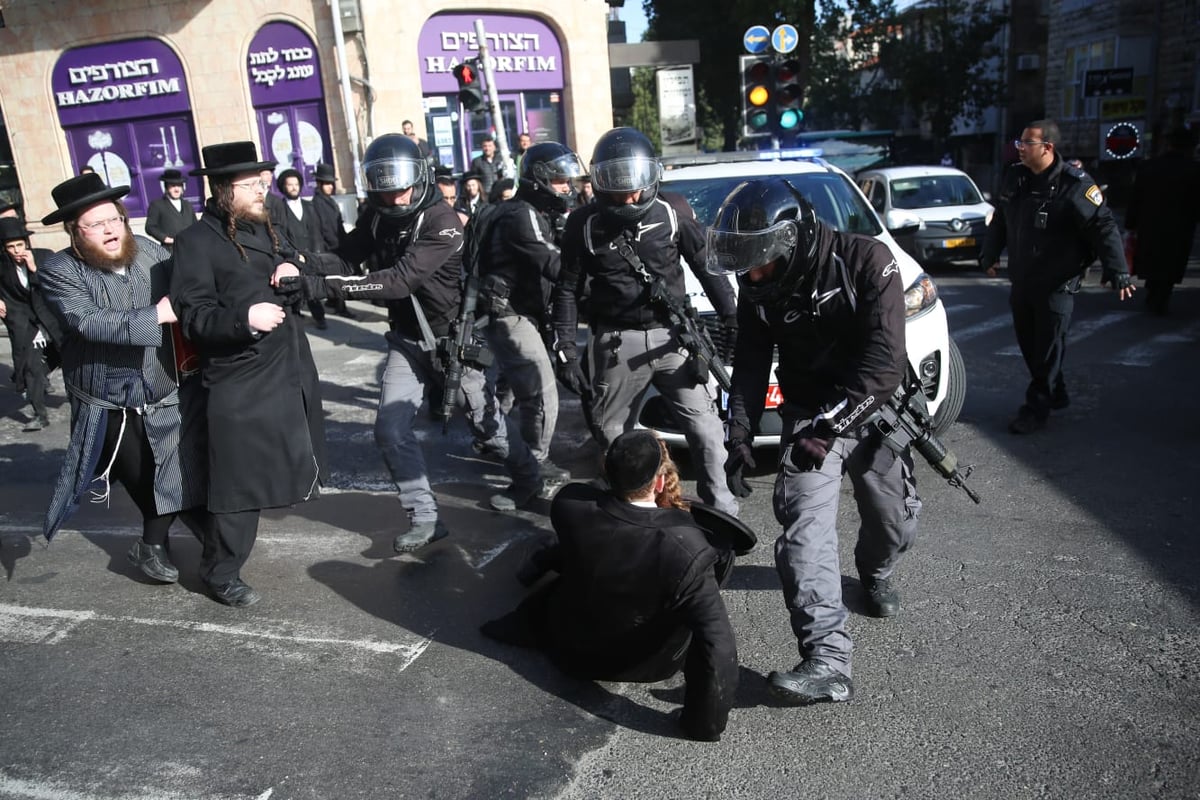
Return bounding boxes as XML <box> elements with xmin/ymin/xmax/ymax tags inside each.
<box><xmin>473</xmin><ymin>19</ymin><xmax>516</xmax><ymax>179</ymax></box>
<box><xmin>329</xmin><ymin>0</ymin><xmax>365</xmax><ymax>199</ymax></box>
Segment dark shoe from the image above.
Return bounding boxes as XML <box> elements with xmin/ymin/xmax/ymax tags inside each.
<box><xmin>1050</xmin><ymin>387</ymin><xmax>1070</xmax><ymax>411</ymax></box>
<box><xmin>767</xmin><ymin>660</ymin><xmax>855</xmax><ymax>705</ymax></box>
<box><xmin>861</xmin><ymin>576</ymin><xmax>900</xmax><ymax>617</ymax></box>
<box><xmin>127</xmin><ymin>541</ymin><xmax>179</xmax><ymax>583</ymax></box>
<box><xmin>336</xmin><ymin>307</ymin><xmax>358</xmax><ymax>320</ymax></box>
<box><xmin>539</xmin><ymin>460</ymin><xmax>570</xmax><ymax>484</ymax></box>
<box><xmin>394</xmin><ymin>519</ymin><xmax>449</xmax><ymax>553</ymax></box>
<box><xmin>22</xmin><ymin>415</ymin><xmax>49</xmax><ymax>432</ymax></box>
<box><xmin>489</xmin><ymin>482</ymin><xmax>540</xmax><ymax>512</ymax></box>
<box><xmin>471</xmin><ymin>439</ymin><xmax>509</xmax><ymax>461</ymax></box>
<box><xmin>208</xmin><ymin>579</ymin><xmax>261</xmax><ymax>607</ymax></box>
<box><xmin>1008</xmin><ymin>406</ymin><xmax>1046</xmax><ymax>435</ymax></box>
<box><xmin>313</xmin><ymin>317</ymin><xmax>329</xmax><ymax>330</ymax></box>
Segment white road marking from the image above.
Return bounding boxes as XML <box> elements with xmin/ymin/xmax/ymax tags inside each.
<box><xmin>0</xmin><ymin>602</ymin><xmax>433</xmax><ymax>665</ymax></box>
<box><xmin>950</xmin><ymin>314</ymin><xmax>1013</xmax><ymax>342</ymax></box>
<box><xmin>944</xmin><ymin>303</ymin><xmax>982</xmax><ymax>314</ymax></box>
<box><xmin>1110</xmin><ymin>321</ymin><xmax>1200</xmax><ymax>366</ymax></box>
<box><xmin>996</xmin><ymin>311</ymin><xmax>1127</xmax><ymax>356</ymax></box>
<box><xmin>0</xmin><ymin>770</ymin><xmax>270</xmax><ymax>800</ymax></box>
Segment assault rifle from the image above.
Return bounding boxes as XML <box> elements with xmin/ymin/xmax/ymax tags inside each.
<box><xmin>648</xmin><ymin>279</ymin><xmax>733</xmax><ymax>393</ymax></box>
<box><xmin>866</xmin><ymin>378</ymin><xmax>981</xmax><ymax>504</ymax></box>
<box><xmin>437</xmin><ymin>268</ymin><xmax>493</xmax><ymax>433</ymax></box>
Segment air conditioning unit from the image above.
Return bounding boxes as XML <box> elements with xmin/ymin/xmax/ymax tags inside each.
<box><xmin>1016</xmin><ymin>54</ymin><xmax>1040</xmax><ymax>71</ymax></box>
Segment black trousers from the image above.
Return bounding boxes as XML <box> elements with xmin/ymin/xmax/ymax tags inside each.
<box><xmin>1010</xmin><ymin>285</ymin><xmax>1073</xmax><ymax>419</ymax></box>
<box><xmin>96</xmin><ymin>410</ymin><xmax>175</xmax><ymax>545</ymax></box>
<box><xmin>202</xmin><ymin>509</ymin><xmax>260</xmax><ymax>586</ymax></box>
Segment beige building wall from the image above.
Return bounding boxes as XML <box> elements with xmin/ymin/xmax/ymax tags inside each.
<box><xmin>0</xmin><ymin>0</ymin><xmax>614</xmax><ymax>251</ymax></box>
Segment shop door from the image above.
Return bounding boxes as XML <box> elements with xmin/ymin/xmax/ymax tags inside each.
<box><xmin>256</xmin><ymin>102</ymin><xmax>330</xmax><ymax>187</ymax></box>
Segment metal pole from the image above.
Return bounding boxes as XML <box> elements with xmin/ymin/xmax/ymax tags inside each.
<box><xmin>473</xmin><ymin>19</ymin><xmax>516</xmax><ymax>179</ymax></box>
<box><xmin>330</xmin><ymin>0</ymin><xmax>366</xmax><ymax>199</ymax></box>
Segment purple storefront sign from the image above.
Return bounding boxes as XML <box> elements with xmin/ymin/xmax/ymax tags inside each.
<box><xmin>417</xmin><ymin>14</ymin><xmax>563</xmax><ymax>94</ymax></box>
<box><xmin>52</xmin><ymin>39</ymin><xmax>191</xmax><ymax>127</ymax></box>
<box><xmin>247</xmin><ymin>21</ymin><xmax>325</xmax><ymax>106</ymax></box>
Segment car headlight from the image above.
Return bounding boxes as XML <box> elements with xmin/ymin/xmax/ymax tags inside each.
<box><xmin>904</xmin><ymin>272</ymin><xmax>939</xmax><ymax>319</ymax></box>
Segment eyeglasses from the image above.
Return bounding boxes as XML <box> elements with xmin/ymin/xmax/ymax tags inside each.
<box><xmin>78</xmin><ymin>215</ymin><xmax>126</xmax><ymax>233</ymax></box>
<box><xmin>232</xmin><ymin>179</ymin><xmax>271</xmax><ymax>193</ymax></box>
<box><xmin>1014</xmin><ymin>139</ymin><xmax>1050</xmax><ymax>149</ymax></box>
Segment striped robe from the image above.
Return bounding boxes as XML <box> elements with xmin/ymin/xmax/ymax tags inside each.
<box><xmin>37</xmin><ymin>235</ymin><xmax>207</xmax><ymax>540</ymax></box>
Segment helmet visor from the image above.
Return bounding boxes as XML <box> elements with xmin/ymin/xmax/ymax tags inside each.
<box><xmin>590</xmin><ymin>156</ymin><xmax>662</xmax><ymax>194</ymax></box>
<box><xmin>705</xmin><ymin>218</ymin><xmax>799</xmax><ymax>276</ymax></box>
<box><xmin>534</xmin><ymin>153</ymin><xmax>588</xmax><ymax>193</ymax></box>
<box><xmin>362</xmin><ymin>156</ymin><xmax>426</xmax><ymax>193</ymax></box>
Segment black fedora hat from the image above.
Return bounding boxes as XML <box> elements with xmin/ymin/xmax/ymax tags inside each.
<box><xmin>191</xmin><ymin>141</ymin><xmax>276</xmax><ymax>178</ymax></box>
<box><xmin>313</xmin><ymin>163</ymin><xmax>336</xmax><ymax>184</ymax></box>
<box><xmin>41</xmin><ymin>173</ymin><xmax>130</xmax><ymax>225</ymax></box>
<box><xmin>0</xmin><ymin>216</ymin><xmax>34</xmax><ymax>242</ymax></box>
<box><xmin>275</xmin><ymin>168</ymin><xmax>303</xmax><ymax>193</ymax></box>
<box><xmin>161</xmin><ymin>168</ymin><xmax>185</xmax><ymax>185</ymax></box>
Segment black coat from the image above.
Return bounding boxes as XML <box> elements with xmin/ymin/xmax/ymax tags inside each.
<box><xmin>1125</xmin><ymin>150</ymin><xmax>1200</xmax><ymax>284</ymax></box>
<box><xmin>310</xmin><ymin>192</ymin><xmax>345</xmax><ymax>252</ymax></box>
<box><xmin>144</xmin><ymin>195</ymin><xmax>197</xmax><ymax>245</ymax></box>
<box><xmin>500</xmin><ymin>482</ymin><xmax>738</xmax><ymax>740</ymax></box>
<box><xmin>0</xmin><ymin>247</ymin><xmax>64</xmax><ymax>377</ymax></box>
<box><xmin>270</xmin><ymin>196</ymin><xmax>322</xmax><ymax>254</ymax></box>
<box><xmin>170</xmin><ymin>201</ymin><xmax>326</xmax><ymax>513</ymax></box>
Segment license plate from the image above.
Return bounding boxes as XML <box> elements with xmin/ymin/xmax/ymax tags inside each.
<box><xmin>718</xmin><ymin>384</ymin><xmax>783</xmax><ymax>411</ymax></box>
<box><xmin>941</xmin><ymin>236</ymin><xmax>975</xmax><ymax>248</ymax></box>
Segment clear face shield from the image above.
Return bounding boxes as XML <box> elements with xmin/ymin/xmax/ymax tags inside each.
<box><xmin>705</xmin><ymin>214</ymin><xmax>799</xmax><ymax>276</ymax></box>
<box><xmin>361</xmin><ymin>155</ymin><xmax>427</xmax><ymax>197</ymax></box>
<box><xmin>590</xmin><ymin>155</ymin><xmax>662</xmax><ymax>195</ymax></box>
<box><xmin>533</xmin><ymin>153</ymin><xmax>588</xmax><ymax>195</ymax></box>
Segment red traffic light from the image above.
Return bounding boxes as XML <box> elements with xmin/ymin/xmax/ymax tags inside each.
<box><xmin>453</xmin><ymin>63</ymin><xmax>477</xmax><ymax>85</ymax></box>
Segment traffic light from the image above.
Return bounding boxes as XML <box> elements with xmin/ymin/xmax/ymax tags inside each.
<box><xmin>452</xmin><ymin>61</ymin><xmax>485</xmax><ymax>112</ymax></box>
<box><xmin>740</xmin><ymin>55</ymin><xmax>773</xmax><ymax>138</ymax></box>
<box><xmin>774</xmin><ymin>59</ymin><xmax>804</xmax><ymax>134</ymax></box>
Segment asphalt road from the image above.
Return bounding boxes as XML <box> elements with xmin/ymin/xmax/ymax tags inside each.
<box><xmin>2</xmin><ymin>267</ymin><xmax>1199</xmax><ymax>799</ymax></box>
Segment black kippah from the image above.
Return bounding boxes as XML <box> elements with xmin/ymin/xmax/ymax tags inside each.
<box><xmin>605</xmin><ymin>430</ymin><xmax>663</xmax><ymax>495</ymax></box>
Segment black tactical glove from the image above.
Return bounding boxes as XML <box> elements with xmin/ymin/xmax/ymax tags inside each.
<box><xmin>724</xmin><ymin>424</ymin><xmax>756</xmax><ymax>498</ymax></box>
<box><xmin>790</xmin><ymin>429</ymin><xmax>833</xmax><ymax>472</ymax></box>
<box><xmin>273</xmin><ymin>275</ymin><xmax>304</xmax><ymax>302</ymax></box>
<box><xmin>555</xmin><ymin>355</ymin><xmax>589</xmax><ymax>397</ymax></box>
<box><xmin>1102</xmin><ymin>269</ymin><xmax>1133</xmax><ymax>292</ymax></box>
<box><xmin>298</xmin><ymin>275</ymin><xmax>338</xmax><ymax>303</ymax></box>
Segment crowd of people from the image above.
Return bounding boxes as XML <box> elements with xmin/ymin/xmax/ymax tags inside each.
<box><xmin>1</xmin><ymin>117</ymin><xmax>1189</xmax><ymax>742</ymax></box>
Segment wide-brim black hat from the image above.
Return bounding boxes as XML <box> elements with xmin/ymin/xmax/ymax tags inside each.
<box><xmin>314</xmin><ymin>162</ymin><xmax>337</xmax><ymax>183</ymax></box>
<box><xmin>604</xmin><ymin>430</ymin><xmax>664</xmax><ymax>495</ymax></box>
<box><xmin>161</xmin><ymin>168</ymin><xmax>185</xmax><ymax>185</ymax></box>
<box><xmin>276</xmin><ymin>168</ymin><xmax>303</xmax><ymax>193</ymax></box>
<box><xmin>191</xmin><ymin>141</ymin><xmax>276</xmax><ymax>177</ymax></box>
<box><xmin>0</xmin><ymin>216</ymin><xmax>34</xmax><ymax>241</ymax></box>
<box><xmin>689</xmin><ymin>502</ymin><xmax>758</xmax><ymax>556</ymax></box>
<box><xmin>41</xmin><ymin>173</ymin><xmax>130</xmax><ymax>225</ymax></box>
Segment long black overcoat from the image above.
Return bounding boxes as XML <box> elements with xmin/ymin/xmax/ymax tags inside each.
<box><xmin>170</xmin><ymin>203</ymin><xmax>326</xmax><ymax>513</ymax></box>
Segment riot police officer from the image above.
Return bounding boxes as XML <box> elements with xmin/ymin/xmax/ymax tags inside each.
<box><xmin>305</xmin><ymin>134</ymin><xmax>537</xmax><ymax>551</ymax></box>
<box><xmin>980</xmin><ymin>119</ymin><xmax>1134</xmax><ymax>434</ymax></box>
<box><xmin>551</xmin><ymin>127</ymin><xmax>739</xmax><ymax>515</ymax></box>
<box><xmin>476</xmin><ymin>142</ymin><xmax>587</xmax><ymax>511</ymax></box>
<box><xmin>710</xmin><ymin>179</ymin><xmax>918</xmax><ymax>705</ymax></box>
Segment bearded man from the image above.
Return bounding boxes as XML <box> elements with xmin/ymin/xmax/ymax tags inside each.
<box><xmin>36</xmin><ymin>174</ymin><xmax>209</xmax><ymax>588</ymax></box>
<box><xmin>171</xmin><ymin>142</ymin><xmax>326</xmax><ymax>608</ymax></box>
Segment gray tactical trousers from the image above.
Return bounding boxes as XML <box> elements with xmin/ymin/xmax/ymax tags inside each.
<box><xmin>376</xmin><ymin>333</ymin><xmax>536</xmax><ymax>523</ymax></box>
<box><xmin>486</xmin><ymin>312</ymin><xmax>558</xmax><ymax>464</ymax></box>
<box><xmin>772</xmin><ymin>421</ymin><xmax>921</xmax><ymax>678</ymax></box>
<box><xmin>588</xmin><ymin>327</ymin><xmax>737</xmax><ymax>515</ymax></box>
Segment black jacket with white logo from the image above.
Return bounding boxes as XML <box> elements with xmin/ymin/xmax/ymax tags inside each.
<box><xmin>478</xmin><ymin>196</ymin><xmax>562</xmax><ymax>321</ymax></box>
<box><xmin>553</xmin><ymin>192</ymin><xmax>736</xmax><ymax>345</ymax></box>
<box><xmin>324</xmin><ymin>200</ymin><xmax>465</xmax><ymax>339</ymax></box>
<box><xmin>727</xmin><ymin>224</ymin><xmax>908</xmax><ymax>439</ymax></box>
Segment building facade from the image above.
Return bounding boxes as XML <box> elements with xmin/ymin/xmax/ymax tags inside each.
<box><xmin>0</xmin><ymin>0</ymin><xmax>614</xmax><ymax>248</ymax></box>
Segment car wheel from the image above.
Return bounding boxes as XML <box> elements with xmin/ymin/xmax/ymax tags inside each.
<box><xmin>932</xmin><ymin>337</ymin><xmax>966</xmax><ymax>435</ymax></box>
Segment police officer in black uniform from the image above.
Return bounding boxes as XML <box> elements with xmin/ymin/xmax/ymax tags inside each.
<box><xmin>710</xmin><ymin>179</ymin><xmax>918</xmax><ymax>706</ymax></box>
<box><xmin>304</xmin><ymin>133</ymin><xmax>535</xmax><ymax>552</ymax></box>
<box><xmin>980</xmin><ymin>119</ymin><xmax>1134</xmax><ymax>434</ymax></box>
<box><xmin>476</xmin><ymin>142</ymin><xmax>587</xmax><ymax>511</ymax></box>
<box><xmin>551</xmin><ymin>127</ymin><xmax>739</xmax><ymax>515</ymax></box>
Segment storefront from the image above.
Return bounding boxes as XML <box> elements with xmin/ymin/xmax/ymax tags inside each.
<box><xmin>417</xmin><ymin>13</ymin><xmax>567</xmax><ymax>171</ymax></box>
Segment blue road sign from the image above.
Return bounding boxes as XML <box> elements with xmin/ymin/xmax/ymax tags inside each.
<box><xmin>772</xmin><ymin>24</ymin><xmax>799</xmax><ymax>55</ymax></box>
<box><xmin>744</xmin><ymin>26</ymin><xmax>771</xmax><ymax>54</ymax></box>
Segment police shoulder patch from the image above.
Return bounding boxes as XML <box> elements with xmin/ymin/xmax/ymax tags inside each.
<box><xmin>1085</xmin><ymin>184</ymin><xmax>1104</xmax><ymax>206</ymax></box>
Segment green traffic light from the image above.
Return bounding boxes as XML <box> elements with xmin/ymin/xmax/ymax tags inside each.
<box><xmin>778</xmin><ymin>109</ymin><xmax>802</xmax><ymax>130</ymax></box>
<box><xmin>748</xmin><ymin>110</ymin><xmax>770</xmax><ymax>130</ymax></box>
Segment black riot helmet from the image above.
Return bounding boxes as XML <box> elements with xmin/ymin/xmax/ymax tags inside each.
<box><xmin>360</xmin><ymin>133</ymin><xmax>435</xmax><ymax>220</ymax></box>
<box><xmin>518</xmin><ymin>142</ymin><xmax>587</xmax><ymax>213</ymax></box>
<box><xmin>705</xmin><ymin>178</ymin><xmax>820</xmax><ymax>307</ymax></box>
<box><xmin>589</xmin><ymin>127</ymin><xmax>662</xmax><ymax>224</ymax></box>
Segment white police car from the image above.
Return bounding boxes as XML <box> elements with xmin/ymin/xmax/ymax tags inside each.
<box><xmin>636</xmin><ymin>152</ymin><xmax>966</xmax><ymax>447</ymax></box>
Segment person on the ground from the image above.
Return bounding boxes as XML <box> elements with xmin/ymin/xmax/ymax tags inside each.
<box><xmin>37</xmin><ymin>173</ymin><xmax>210</xmax><ymax>589</ymax></box>
<box><xmin>979</xmin><ymin>119</ymin><xmax>1134</xmax><ymax>434</ymax></box>
<box><xmin>171</xmin><ymin>142</ymin><xmax>327</xmax><ymax>607</ymax></box>
<box><xmin>709</xmin><ymin>178</ymin><xmax>918</xmax><ymax>706</ymax></box>
<box><xmin>483</xmin><ymin>430</ymin><xmax>746</xmax><ymax>742</ymax></box>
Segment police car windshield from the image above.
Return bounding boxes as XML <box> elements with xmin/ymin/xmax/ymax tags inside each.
<box><xmin>665</xmin><ymin>172</ymin><xmax>882</xmax><ymax>237</ymax></box>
